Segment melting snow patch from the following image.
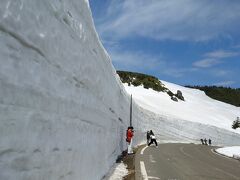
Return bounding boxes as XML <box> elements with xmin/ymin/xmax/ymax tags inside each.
<box><xmin>216</xmin><ymin>146</ymin><xmax>240</xmax><ymax>159</ymax></box>
<box><xmin>103</xmin><ymin>162</ymin><xmax>128</xmax><ymax>180</ymax></box>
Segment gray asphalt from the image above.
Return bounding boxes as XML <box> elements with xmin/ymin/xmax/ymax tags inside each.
<box><xmin>135</xmin><ymin>143</ymin><xmax>240</xmax><ymax>180</ymax></box>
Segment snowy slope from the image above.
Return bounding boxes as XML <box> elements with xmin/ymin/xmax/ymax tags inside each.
<box><xmin>124</xmin><ymin>82</ymin><xmax>240</xmax><ymax>145</ymax></box>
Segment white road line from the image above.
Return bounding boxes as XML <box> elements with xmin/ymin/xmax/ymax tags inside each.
<box><xmin>148</xmin><ymin>176</ymin><xmax>160</xmax><ymax>179</ymax></box>
<box><xmin>141</xmin><ymin>146</ymin><xmax>148</xmax><ymax>155</ymax></box>
<box><xmin>140</xmin><ymin>161</ymin><xmax>148</xmax><ymax>180</ymax></box>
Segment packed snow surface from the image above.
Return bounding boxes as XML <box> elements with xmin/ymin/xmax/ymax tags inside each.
<box><xmin>103</xmin><ymin>162</ymin><xmax>128</xmax><ymax>180</ymax></box>
<box><xmin>124</xmin><ymin>82</ymin><xmax>240</xmax><ymax>134</ymax></box>
<box><xmin>123</xmin><ymin>82</ymin><xmax>240</xmax><ymax>146</ymax></box>
<box><xmin>0</xmin><ymin>0</ymin><xmax>138</xmax><ymax>179</ymax></box>
<box><xmin>216</xmin><ymin>146</ymin><xmax>240</xmax><ymax>157</ymax></box>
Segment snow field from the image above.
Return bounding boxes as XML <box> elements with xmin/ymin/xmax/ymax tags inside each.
<box><xmin>216</xmin><ymin>146</ymin><xmax>240</xmax><ymax>159</ymax></box>
<box><xmin>124</xmin><ymin>83</ymin><xmax>240</xmax><ymax>146</ymax></box>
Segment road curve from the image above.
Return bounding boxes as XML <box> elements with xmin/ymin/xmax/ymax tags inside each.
<box><xmin>135</xmin><ymin>143</ymin><xmax>240</xmax><ymax>180</ymax></box>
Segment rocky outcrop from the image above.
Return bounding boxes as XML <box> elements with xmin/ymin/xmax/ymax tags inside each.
<box><xmin>176</xmin><ymin>90</ymin><xmax>185</xmax><ymax>101</ymax></box>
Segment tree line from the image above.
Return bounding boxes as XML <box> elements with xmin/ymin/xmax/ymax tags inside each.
<box><xmin>185</xmin><ymin>85</ymin><xmax>240</xmax><ymax>107</ymax></box>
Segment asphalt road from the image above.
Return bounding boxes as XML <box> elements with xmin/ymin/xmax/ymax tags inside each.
<box><xmin>135</xmin><ymin>143</ymin><xmax>240</xmax><ymax>180</ymax></box>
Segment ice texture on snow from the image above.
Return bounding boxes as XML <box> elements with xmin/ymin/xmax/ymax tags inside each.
<box><xmin>103</xmin><ymin>162</ymin><xmax>128</xmax><ymax>180</ymax></box>
<box><xmin>0</xmin><ymin>0</ymin><xmax>134</xmax><ymax>179</ymax></box>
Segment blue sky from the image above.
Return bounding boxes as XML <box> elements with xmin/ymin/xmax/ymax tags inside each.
<box><xmin>89</xmin><ymin>0</ymin><xmax>240</xmax><ymax>88</ymax></box>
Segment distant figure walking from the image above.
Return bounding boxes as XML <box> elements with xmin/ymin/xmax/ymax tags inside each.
<box><xmin>204</xmin><ymin>138</ymin><xmax>208</xmax><ymax>145</ymax></box>
<box><xmin>126</xmin><ymin>126</ymin><xmax>134</xmax><ymax>154</ymax></box>
<box><xmin>208</xmin><ymin>139</ymin><xmax>212</xmax><ymax>146</ymax></box>
<box><xmin>148</xmin><ymin>130</ymin><xmax>158</xmax><ymax>147</ymax></box>
<box><xmin>146</xmin><ymin>131</ymin><xmax>150</xmax><ymax>145</ymax></box>
<box><xmin>200</xmin><ymin>139</ymin><xmax>204</xmax><ymax>145</ymax></box>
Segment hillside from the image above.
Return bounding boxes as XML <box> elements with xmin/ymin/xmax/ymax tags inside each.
<box><xmin>186</xmin><ymin>86</ymin><xmax>240</xmax><ymax>107</ymax></box>
<box><xmin>123</xmin><ymin>79</ymin><xmax>240</xmax><ymax>143</ymax></box>
<box><xmin>117</xmin><ymin>71</ymin><xmax>185</xmax><ymax>101</ymax></box>
<box><xmin>117</xmin><ymin>71</ymin><xmax>167</xmax><ymax>92</ymax></box>
<box><xmin>117</xmin><ymin>71</ymin><xmax>240</xmax><ymax>107</ymax></box>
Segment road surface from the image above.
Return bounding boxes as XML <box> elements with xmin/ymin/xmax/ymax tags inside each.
<box><xmin>135</xmin><ymin>143</ymin><xmax>240</xmax><ymax>180</ymax></box>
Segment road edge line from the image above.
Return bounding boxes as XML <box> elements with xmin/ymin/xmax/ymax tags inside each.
<box><xmin>140</xmin><ymin>161</ymin><xmax>148</xmax><ymax>180</ymax></box>
<box><xmin>140</xmin><ymin>146</ymin><xmax>148</xmax><ymax>155</ymax></box>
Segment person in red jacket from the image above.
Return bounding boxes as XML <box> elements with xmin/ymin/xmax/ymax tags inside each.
<box><xmin>126</xmin><ymin>126</ymin><xmax>134</xmax><ymax>154</ymax></box>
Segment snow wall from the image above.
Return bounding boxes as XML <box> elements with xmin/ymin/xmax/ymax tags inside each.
<box><xmin>1</xmin><ymin>0</ymin><xmax>240</xmax><ymax>180</ymax></box>
<box><xmin>0</xmin><ymin>0</ymin><xmax>142</xmax><ymax>179</ymax></box>
<box><xmin>137</xmin><ymin>108</ymin><xmax>240</xmax><ymax>146</ymax></box>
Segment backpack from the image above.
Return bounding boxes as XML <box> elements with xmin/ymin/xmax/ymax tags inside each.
<box><xmin>150</xmin><ymin>135</ymin><xmax>156</xmax><ymax>139</ymax></box>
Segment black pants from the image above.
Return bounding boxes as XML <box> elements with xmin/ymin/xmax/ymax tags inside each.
<box><xmin>148</xmin><ymin>139</ymin><xmax>158</xmax><ymax>146</ymax></box>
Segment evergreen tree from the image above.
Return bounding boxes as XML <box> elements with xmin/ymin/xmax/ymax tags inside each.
<box><xmin>232</xmin><ymin>117</ymin><xmax>240</xmax><ymax>129</ymax></box>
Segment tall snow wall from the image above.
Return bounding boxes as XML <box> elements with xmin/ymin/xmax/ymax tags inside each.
<box><xmin>0</xmin><ymin>0</ymin><xmax>141</xmax><ymax>179</ymax></box>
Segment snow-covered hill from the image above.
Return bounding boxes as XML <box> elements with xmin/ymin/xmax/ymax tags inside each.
<box><xmin>1</xmin><ymin>0</ymin><xmax>240</xmax><ymax>179</ymax></box>
<box><xmin>125</xmin><ymin>82</ymin><xmax>240</xmax><ymax>132</ymax></box>
<box><xmin>124</xmin><ymin>82</ymin><xmax>240</xmax><ymax>145</ymax></box>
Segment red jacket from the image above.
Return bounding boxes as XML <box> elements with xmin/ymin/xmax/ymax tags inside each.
<box><xmin>126</xmin><ymin>129</ymin><xmax>134</xmax><ymax>142</ymax></box>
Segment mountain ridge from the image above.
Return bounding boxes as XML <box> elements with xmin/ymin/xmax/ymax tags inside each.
<box><xmin>117</xmin><ymin>70</ymin><xmax>240</xmax><ymax>107</ymax></box>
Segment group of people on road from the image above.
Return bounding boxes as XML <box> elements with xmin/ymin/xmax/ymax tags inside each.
<box><xmin>200</xmin><ymin>138</ymin><xmax>212</xmax><ymax>146</ymax></box>
<box><xmin>126</xmin><ymin>127</ymin><xmax>158</xmax><ymax>154</ymax></box>
<box><xmin>126</xmin><ymin>127</ymin><xmax>216</xmax><ymax>157</ymax></box>
<box><xmin>126</xmin><ymin>126</ymin><xmax>214</xmax><ymax>155</ymax></box>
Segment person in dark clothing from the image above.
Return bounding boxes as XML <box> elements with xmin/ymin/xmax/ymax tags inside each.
<box><xmin>208</xmin><ymin>139</ymin><xmax>212</xmax><ymax>146</ymax></box>
<box><xmin>146</xmin><ymin>131</ymin><xmax>150</xmax><ymax>145</ymax></box>
<box><xmin>204</xmin><ymin>138</ymin><xmax>208</xmax><ymax>145</ymax></box>
<box><xmin>200</xmin><ymin>139</ymin><xmax>204</xmax><ymax>145</ymax></box>
<box><xmin>148</xmin><ymin>130</ymin><xmax>158</xmax><ymax>147</ymax></box>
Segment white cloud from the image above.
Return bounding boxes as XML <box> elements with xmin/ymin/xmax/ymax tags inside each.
<box><xmin>211</xmin><ymin>69</ymin><xmax>229</xmax><ymax>77</ymax></box>
<box><xmin>193</xmin><ymin>49</ymin><xmax>239</xmax><ymax>68</ymax></box>
<box><xmin>96</xmin><ymin>0</ymin><xmax>240</xmax><ymax>41</ymax></box>
<box><xmin>204</xmin><ymin>50</ymin><xmax>239</xmax><ymax>59</ymax></box>
<box><xmin>213</xmin><ymin>81</ymin><xmax>235</xmax><ymax>87</ymax></box>
<box><xmin>233</xmin><ymin>45</ymin><xmax>240</xmax><ymax>49</ymax></box>
<box><xmin>193</xmin><ymin>58</ymin><xmax>222</xmax><ymax>68</ymax></box>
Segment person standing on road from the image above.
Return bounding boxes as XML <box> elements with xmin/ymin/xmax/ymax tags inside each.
<box><xmin>126</xmin><ymin>126</ymin><xmax>134</xmax><ymax>154</ymax></box>
<box><xmin>204</xmin><ymin>138</ymin><xmax>208</xmax><ymax>145</ymax></box>
<box><xmin>200</xmin><ymin>139</ymin><xmax>204</xmax><ymax>145</ymax></box>
<box><xmin>208</xmin><ymin>139</ymin><xmax>212</xmax><ymax>146</ymax></box>
<box><xmin>147</xmin><ymin>131</ymin><xmax>150</xmax><ymax>145</ymax></box>
<box><xmin>148</xmin><ymin>130</ymin><xmax>158</xmax><ymax>147</ymax></box>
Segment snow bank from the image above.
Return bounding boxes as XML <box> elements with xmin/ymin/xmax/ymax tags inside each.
<box><xmin>216</xmin><ymin>146</ymin><xmax>240</xmax><ymax>159</ymax></box>
<box><xmin>102</xmin><ymin>162</ymin><xmax>128</xmax><ymax>180</ymax></box>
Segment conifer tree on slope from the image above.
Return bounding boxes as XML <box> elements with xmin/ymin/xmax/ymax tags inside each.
<box><xmin>232</xmin><ymin>117</ymin><xmax>240</xmax><ymax>129</ymax></box>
